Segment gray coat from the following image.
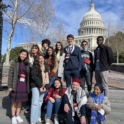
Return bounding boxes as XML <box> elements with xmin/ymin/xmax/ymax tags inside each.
<box><xmin>86</xmin><ymin>96</ymin><xmax>111</xmax><ymax>114</ymax></box>
<box><xmin>8</xmin><ymin>59</ymin><xmax>30</xmax><ymax>93</ymax></box>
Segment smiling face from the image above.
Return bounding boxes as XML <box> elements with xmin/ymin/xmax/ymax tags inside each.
<box><xmin>56</xmin><ymin>43</ymin><xmax>62</xmax><ymax>50</ymax></box>
<box><xmin>39</xmin><ymin>56</ymin><xmax>44</xmax><ymax>64</ymax></box>
<box><xmin>54</xmin><ymin>80</ymin><xmax>61</xmax><ymax>89</ymax></box>
<box><xmin>94</xmin><ymin>86</ymin><xmax>101</xmax><ymax>96</ymax></box>
<box><xmin>19</xmin><ymin>52</ymin><xmax>27</xmax><ymax>61</ymax></box>
<box><xmin>97</xmin><ymin>37</ymin><xmax>103</xmax><ymax>46</ymax></box>
<box><xmin>81</xmin><ymin>42</ymin><xmax>88</xmax><ymax>49</ymax></box>
<box><xmin>43</xmin><ymin>43</ymin><xmax>48</xmax><ymax>49</ymax></box>
<box><xmin>71</xmin><ymin>82</ymin><xmax>80</xmax><ymax>91</ymax></box>
<box><xmin>48</xmin><ymin>48</ymin><xmax>53</xmax><ymax>56</ymax></box>
<box><xmin>31</xmin><ymin>46</ymin><xmax>38</xmax><ymax>54</ymax></box>
<box><xmin>67</xmin><ymin>37</ymin><xmax>74</xmax><ymax>46</ymax></box>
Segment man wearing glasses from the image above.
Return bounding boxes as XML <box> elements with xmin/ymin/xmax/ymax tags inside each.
<box><xmin>80</xmin><ymin>40</ymin><xmax>93</xmax><ymax>94</ymax></box>
<box><xmin>94</xmin><ymin>36</ymin><xmax>114</xmax><ymax>97</ymax></box>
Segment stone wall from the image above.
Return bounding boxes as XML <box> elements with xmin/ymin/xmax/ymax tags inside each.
<box><xmin>110</xmin><ymin>63</ymin><xmax>124</xmax><ymax>73</ymax></box>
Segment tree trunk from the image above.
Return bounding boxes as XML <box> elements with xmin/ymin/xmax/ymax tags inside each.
<box><xmin>4</xmin><ymin>0</ymin><xmax>18</xmax><ymax>65</ymax></box>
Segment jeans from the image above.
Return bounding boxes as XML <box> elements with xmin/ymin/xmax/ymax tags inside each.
<box><xmin>49</xmin><ymin>75</ymin><xmax>57</xmax><ymax>88</ymax></box>
<box><xmin>46</xmin><ymin>98</ymin><xmax>62</xmax><ymax>119</ymax></box>
<box><xmin>30</xmin><ymin>87</ymin><xmax>45</xmax><ymax>123</ymax></box>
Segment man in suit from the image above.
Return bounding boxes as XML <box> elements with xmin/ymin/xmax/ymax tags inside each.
<box><xmin>94</xmin><ymin>36</ymin><xmax>114</xmax><ymax>97</ymax></box>
<box><xmin>64</xmin><ymin>34</ymin><xmax>82</xmax><ymax>87</ymax></box>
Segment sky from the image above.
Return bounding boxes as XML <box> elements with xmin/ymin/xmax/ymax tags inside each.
<box><xmin>2</xmin><ymin>0</ymin><xmax>124</xmax><ymax>54</ymax></box>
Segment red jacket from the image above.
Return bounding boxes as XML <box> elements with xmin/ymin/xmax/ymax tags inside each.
<box><xmin>45</xmin><ymin>87</ymin><xmax>66</xmax><ymax>103</ymax></box>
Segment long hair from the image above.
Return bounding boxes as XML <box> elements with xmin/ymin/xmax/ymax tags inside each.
<box><xmin>44</xmin><ymin>46</ymin><xmax>56</xmax><ymax>71</ymax></box>
<box><xmin>55</xmin><ymin>41</ymin><xmax>64</xmax><ymax>56</ymax></box>
<box><xmin>18</xmin><ymin>49</ymin><xmax>29</xmax><ymax>65</ymax></box>
<box><xmin>33</xmin><ymin>54</ymin><xmax>48</xmax><ymax>73</ymax></box>
<box><xmin>30</xmin><ymin>44</ymin><xmax>41</xmax><ymax>57</ymax></box>
<box><xmin>51</xmin><ymin>78</ymin><xmax>63</xmax><ymax>96</ymax></box>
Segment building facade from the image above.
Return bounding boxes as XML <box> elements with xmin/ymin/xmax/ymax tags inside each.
<box><xmin>74</xmin><ymin>1</ymin><xmax>106</xmax><ymax>51</ymax></box>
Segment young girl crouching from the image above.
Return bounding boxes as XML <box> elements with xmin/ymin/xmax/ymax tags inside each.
<box><xmin>87</xmin><ymin>84</ymin><xmax>111</xmax><ymax>124</ymax></box>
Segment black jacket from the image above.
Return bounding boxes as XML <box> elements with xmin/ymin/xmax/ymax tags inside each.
<box><xmin>30</xmin><ymin>62</ymin><xmax>49</xmax><ymax>89</ymax></box>
<box><xmin>94</xmin><ymin>45</ymin><xmax>114</xmax><ymax>71</ymax></box>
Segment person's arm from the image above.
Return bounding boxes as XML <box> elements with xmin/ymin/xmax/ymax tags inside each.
<box><xmin>50</xmin><ymin>57</ymin><xmax>58</xmax><ymax>77</ymax></box>
<box><xmin>31</xmin><ymin>66</ymin><xmax>42</xmax><ymax>88</ymax></box>
<box><xmin>101</xmin><ymin>97</ymin><xmax>111</xmax><ymax>114</ymax></box>
<box><xmin>90</xmin><ymin>52</ymin><xmax>94</xmax><ymax>71</ymax></box>
<box><xmin>107</xmin><ymin>47</ymin><xmax>114</xmax><ymax>65</ymax></box>
<box><xmin>86</xmin><ymin>97</ymin><xmax>94</xmax><ymax>109</ymax></box>
<box><xmin>8</xmin><ymin>61</ymin><xmax>15</xmax><ymax>89</ymax></box>
<box><xmin>44</xmin><ymin>88</ymin><xmax>52</xmax><ymax>103</ymax></box>
<box><xmin>78</xmin><ymin>47</ymin><xmax>82</xmax><ymax>70</ymax></box>
<box><xmin>63</xmin><ymin>94</ymin><xmax>69</xmax><ymax>105</ymax></box>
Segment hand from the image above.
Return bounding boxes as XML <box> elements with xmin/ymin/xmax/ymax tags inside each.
<box><xmin>49</xmin><ymin>97</ymin><xmax>55</xmax><ymax>103</ymax></box>
<box><xmin>64</xmin><ymin>104</ymin><xmax>70</xmax><ymax>113</ymax></box>
<box><xmin>43</xmin><ymin>87</ymin><xmax>46</xmax><ymax>92</ymax></box>
<box><xmin>40</xmin><ymin>87</ymin><xmax>44</xmax><ymax>92</ymax></box>
<box><xmin>55</xmin><ymin>95</ymin><xmax>61</xmax><ymax>98</ymax></box>
<box><xmin>92</xmin><ymin>104</ymin><xmax>97</xmax><ymax>110</ymax></box>
<box><xmin>80</xmin><ymin>116</ymin><xmax>86</xmax><ymax>124</ymax></box>
<box><xmin>96</xmin><ymin>105</ymin><xmax>102</xmax><ymax>111</ymax></box>
<box><xmin>8</xmin><ymin>88</ymin><xmax>12</xmax><ymax>92</ymax></box>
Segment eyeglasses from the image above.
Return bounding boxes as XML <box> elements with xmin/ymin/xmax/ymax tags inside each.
<box><xmin>82</xmin><ymin>44</ymin><xmax>87</xmax><ymax>46</ymax></box>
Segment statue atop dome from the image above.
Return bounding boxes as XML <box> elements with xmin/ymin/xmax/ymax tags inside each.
<box><xmin>91</xmin><ymin>0</ymin><xmax>94</xmax><ymax>4</ymax></box>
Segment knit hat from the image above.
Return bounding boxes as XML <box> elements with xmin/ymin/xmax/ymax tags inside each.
<box><xmin>94</xmin><ymin>83</ymin><xmax>103</xmax><ymax>93</ymax></box>
<box><xmin>72</xmin><ymin>78</ymin><xmax>80</xmax><ymax>84</ymax></box>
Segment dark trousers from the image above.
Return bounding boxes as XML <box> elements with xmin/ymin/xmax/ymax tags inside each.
<box><xmin>64</xmin><ymin>69</ymin><xmax>80</xmax><ymax>87</ymax></box>
<box><xmin>80</xmin><ymin>69</ymin><xmax>93</xmax><ymax>92</ymax></box>
<box><xmin>64</xmin><ymin>102</ymin><xmax>86</xmax><ymax>124</ymax></box>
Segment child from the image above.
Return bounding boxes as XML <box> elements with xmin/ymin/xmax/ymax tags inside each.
<box><xmin>45</xmin><ymin>78</ymin><xmax>66</xmax><ymax>124</ymax></box>
<box><xmin>8</xmin><ymin>49</ymin><xmax>30</xmax><ymax>124</ymax></box>
<box><xmin>86</xmin><ymin>84</ymin><xmax>111</xmax><ymax>124</ymax></box>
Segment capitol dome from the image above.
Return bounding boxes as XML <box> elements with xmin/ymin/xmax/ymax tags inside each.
<box><xmin>78</xmin><ymin>2</ymin><xmax>105</xmax><ymax>36</ymax></box>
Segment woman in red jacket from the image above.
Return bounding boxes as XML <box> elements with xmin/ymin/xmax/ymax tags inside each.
<box><xmin>45</xmin><ymin>78</ymin><xmax>66</xmax><ymax>124</ymax></box>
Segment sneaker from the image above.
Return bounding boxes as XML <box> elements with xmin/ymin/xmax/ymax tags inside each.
<box><xmin>12</xmin><ymin>116</ymin><xmax>17</xmax><ymax>124</ymax></box>
<box><xmin>46</xmin><ymin>119</ymin><xmax>51</xmax><ymax>124</ymax></box>
<box><xmin>38</xmin><ymin>118</ymin><xmax>44</xmax><ymax>122</ymax></box>
<box><xmin>16</xmin><ymin>116</ymin><xmax>23</xmax><ymax>123</ymax></box>
<box><xmin>54</xmin><ymin>117</ymin><xmax>59</xmax><ymax>124</ymax></box>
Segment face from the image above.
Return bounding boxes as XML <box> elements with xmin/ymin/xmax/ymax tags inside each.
<box><xmin>43</xmin><ymin>43</ymin><xmax>48</xmax><ymax>49</ymax></box>
<box><xmin>97</xmin><ymin>38</ymin><xmax>103</xmax><ymax>46</ymax></box>
<box><xmin>81</xmin><ymin>42</ymin><xmax>88</xmax><ymax>49</ymax></box>
<box><xmin>56</xmin><ymin>43</ymin><xmax>61</xmax><ymax>50</ymax></box>
<box><xmin>32</xmin><ymin>47</ymin><xmax>38</xmax><ymax>54</ymax></box>
<box><xmin>67</xmin><ymin>37</ymin><xmax>74</xmax><ymax>45</ymax></box>
<box><xmin>94</xmin><ymin>86</ymin><xmax>101</xmax><ymax>96</ymax></box>
<box><xmin>71</xmin><ymin>82</ymin><xmax>80</xmax><ymax>91</ymax></box>
<box><xmin>19</xmin><ymin>52</ymin><xmax>27</xmax><ymax>61</ymax></box>
<box><xmin>48</xmin><ymin>48</ymin><xmax>53</xmax><ymax>56</ymax></box>
<box><xmin>39</xmin><ymin>56</ymin><xmax>44</xmax><ymax>63</ymax></box>
<box><xmin>54</xmin><ymin>80</ymin><xmax>61</xmax><ymax>89</ymax></box>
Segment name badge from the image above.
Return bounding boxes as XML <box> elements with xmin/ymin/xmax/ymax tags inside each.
<box><xmin>20</xmin><ymin>77</ymin><xmax>25</xmax><ymax>82</ymax></box>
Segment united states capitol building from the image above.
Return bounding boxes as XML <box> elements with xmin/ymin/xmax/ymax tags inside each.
<box><xmin>18</xmin><ymin>1</ymin><xmax>106</xmax><ymax>51</ymax></box>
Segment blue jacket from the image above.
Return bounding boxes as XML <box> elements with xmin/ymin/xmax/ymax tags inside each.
<box><xmin>64</xmin><ymin>45</ymin><xmax>82</xmax><ymax>70</ymax></box>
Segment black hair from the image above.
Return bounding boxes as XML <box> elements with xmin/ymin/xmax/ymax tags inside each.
<box><xmin>51</xmin><ymin>78</ymin><xmax>63</xmax><ymax>96</ymax></box>
<box><xmin>18</xmin><ymin>49</ymin><xmax>29</xmax><ymax>65</ymax></box>
<box><xmin>41</xmin><ymin>39</ymin><xmax>51</xmax><ymax>46</ymax></box>
<box><xmin>67</xmin><ymin>34</ymin><xmax>74</xmax><ymax>39</ymax></box>
<box><xmin>97</xmin><ymin>36</ymin><xmax>104</xmax><ymax>41</ymax></box>
<box><xmin>55</xmin><ymin>41</ymin><xmax>64</xmax><ymax>56</ymax></box>
<box><xmin>44</xmin><ymin>46</ymin><xmax>56</xmax><ymax>71</ymax></box>
<box><xmin>81</xmin><ymin>40</ymin><xmax>88</xmax><ymax>45</ymax></box>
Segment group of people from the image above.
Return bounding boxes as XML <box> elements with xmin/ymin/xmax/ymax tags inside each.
<box><xmin>8</xmin><ymin>34</ymin><xmax>114</xmax><ymax>124</ymax></box>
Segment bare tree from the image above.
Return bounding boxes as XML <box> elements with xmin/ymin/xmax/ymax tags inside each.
<box><xmin>4</xmin><ymin>0</ymin><xmax>33</xmax><ymax>65</ymax></box>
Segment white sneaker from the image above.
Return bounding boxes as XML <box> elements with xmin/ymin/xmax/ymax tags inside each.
<box><xmin>12</xmin><ymin>116</ymin><xmax>17</xmax><ymax>124</ymax></box>
<box><xmin>16</xmin><ymin>116</ymin><xmax>23</xmax><ymax>123</ymax></box>
<box><xmin>54</xmin><ymin>117</ymin><xmax>59</xmax><ymax>124</ymax></box>
<box><xmin>38</xmin><ymin>118</ymin><xmax>44</xmax><ymax>122</ymax></box>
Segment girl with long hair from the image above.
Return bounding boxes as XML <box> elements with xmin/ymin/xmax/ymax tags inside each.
<box><xmin>55</xmin><ymin>42</ymin><xmax>66</xmax><ymax>87</ymax></box>
<box><xmin>45</xmin><ymin>46</ymin><xmax>58</xmax><ymax>87</ymax></box>
<box><xmin>45</xmin><ymin>78</ymin><xmax>66</xmax><ymax>124</ymax></box>
<box><xmin>8</xmin><ymin>49</ymin><xmax>30</xmax><ymax>124</ymax></box>
<box><xmin>30</xmin><ymin>54</ymin><xmax>49</xmax><ymax>124</ymax></box>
